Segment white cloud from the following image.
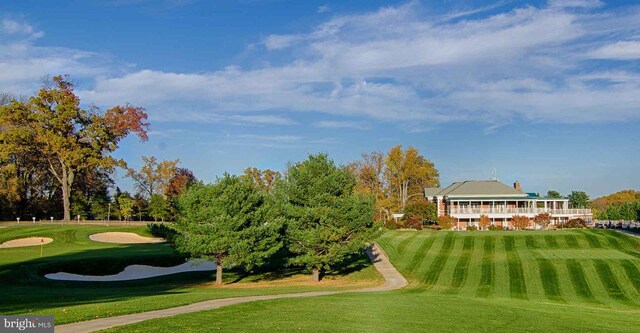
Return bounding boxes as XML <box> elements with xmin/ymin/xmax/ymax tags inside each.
<box><xmin>548</xmin><ymin>0</ymin><xmax>603</xmax><ymax>9</ymax></box>
<box><xmin>263</xmin><ymin>34</ymin><xmax>304</xmax><ymax>50</ymax></box>
<box><xmin>586</xmin><ymin>41</ymin><xmax>640</xmax><ymax>60</ymax></box>
<box><xmin>316</xmin><ymin>120</ymin><xmax>371</xmax><ymax>130</ymax></box>
<box><xmin>1</xmin><ymin>18</ymin><xmax>43</xmax><ymax>39</ymax></box>
<box><xmin>3</xmin><ymin>2</ymin><xmax>640</xmax><ymax>127</ymax></box>
<box><xmin>317</xmin><ymin>5</ymin><xmax>330</xmax><ymax>14</ymax></box>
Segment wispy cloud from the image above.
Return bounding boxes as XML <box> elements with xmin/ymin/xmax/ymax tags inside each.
<box><xmin>3</xmin><ymin>2</ymin><xmax>640</xmax><ymax>128</ymax></box>
<box><xmin>316</xmin><ymin>120</ymin><xmax>371</xmax><ymax>130</ymax></box>
<box><xmin>586</xmin><ymin>40</ymin><xmax>640</xmax><ymax>60</ymax></box>
<box><xmin>317</xmin><ymin>5</ymin><xmax>330</xmax><ymax>14</ymax></box>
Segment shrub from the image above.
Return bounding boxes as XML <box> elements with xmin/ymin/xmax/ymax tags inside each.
<box><xmin>533</xmin><ymin>213</ymin><xmax>552</xmax><ymax>230</ymax></box>
<box><xmin>385</xmin><ymin>221</ymin><xmax>398</xmax><ymax>230</ymax></box>
<box><xmin>488</xmin><ymin>225</ymin><xmax>504</xmax><ymax>231</ymax></box>
<box><xmin>467</xmin><ymin>225</ymin><xmax>478</xmax><ymax>231</ymax></box>
<box><xmin>479</xmin><ymin>215</ymin><xmax>491</xmax><ymax>230</ymax></box>
<box><xmin>564</xmin><ymin>218</ymin><xmax>587</xmax><ymax>229</ymax></box>
<box><xmin>429</xmin><ymin>225</ymin><xmax>442</xmax><ymax>231</ymax></box>
<box><xmin>437</xmin><ymin>215</ymin><xmax>457</xmax><ymax>230</ymax></box>
<box><xmin>512</xmin><ymin>215</ymin><xmax>530</xmax><ymax>230</ymax></box>
<box><xmin>400</xmin><ymin>217</ymin><xmax>423</xmax><ymax>230</ymax></box>
<box><xmin>147</xmin><ymin>223</ymin><xmax>178</xmax><ymax>242</ymax></box>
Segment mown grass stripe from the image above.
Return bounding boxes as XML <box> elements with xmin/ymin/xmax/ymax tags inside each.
<box><xmin>593</xmin><ymin>259</ymin><xmax>628</xmax><ymax>301</ymax></box>
<box><xmin>544</xmin><ymin>235</ymin><xmax>559</xmax><ymax>249</ymax></box>
<box><xmin>564</xmin><ymin>235</ymin><xmax>579</xmax><ymax>249</ymax></box>
<box><xmin>504</xmin><ymin>236</ymin><xmax>526</xmax><ymax>299</ymax></box>
<box><xmin>581</xmin><ymin>231</ymin><xmax>603</xmax><ymax>248</ymax></box>
<box><xmin>620</xmin><ymin>259</ymin><xmax>640</xmax><ymax>295</ymax></box>
<box><xmin>422</xmin><ymin>233</ymin><xmax>456</xmax><ymax>286</ymax></box>
<box><xmin>565</xmin><ymin>259</ymin><xmax>596</xmax><ymax>301</ymax></box>
<box><xmin>397</xmin><ymin>232</ymin><xmax>420</xmax><ymax>255</ymax></box>
<box><xmin>476</xmin><ymin>236</ymin><xmax>495</xmax><ymax>297</ymax></box>
<box><xmin>525</xmin><ymin>235</ymin><xmax>538</xmax><ymax>249</ymax></box>
<box><xmin>449</xmin><ymin>236</ymin><xmax>475</xmax><ymax>291</ymax></box>
<box><xmin>538</xmin><ymin>259</ymin><xmax>564</xmax><ymax>302</ymax></box>
<box><xmin>404</xmin><ymin>236</ymin><xmax>436</xmax><ymax>276</ymax></box>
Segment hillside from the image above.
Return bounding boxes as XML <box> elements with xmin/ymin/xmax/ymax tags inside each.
<box><xmin>377</xmin><ymin>229</ymin><xmax>640</xmax><ymax>307</ymax></box>
<box><xmin>592</xmin><ymin>190</ymin><xmax>640</xmax><ymax>211</ymax></box>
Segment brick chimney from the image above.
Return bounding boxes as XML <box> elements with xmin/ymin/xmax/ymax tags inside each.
<box><xmin>514</xmin><ymin>181</ymin><xmax>522</xmax><ymax>191</ymax></box>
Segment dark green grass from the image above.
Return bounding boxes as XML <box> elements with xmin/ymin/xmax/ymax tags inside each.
<box><xmin>544</xmin><ymin>235</ymin><xmax>559</xmax><ymax>248</ymax></box>
<box><xmin>620</xmin><ymin>259</ymin><xmax>640</xmax><ymax>294</ymax></box>
<box><xmin>476</xmin><ymin>236</ymin><xmax>495</xmax><ymax>297</ymax></box>
<box><xmin>449</xmin><ymin>236</ymin><xmax>474</xmax><ymax>290</ymax></box>
<box><xmin>593</xmin><ymin>259</ymin><xmax>628</xmax><ymax>301</ymax></box>
<box><xmin>525</xmin><ymin>235</ymin><xmax>538</xmax><ymax>249</ymax></box>
<box><xmin>537</xmin><ymin>259</ymin><xmax>564</xmax><ymax>302</ymax></box>
<box><xmin>422</xmin><ymin>232</ymin><xmax>455</xmax><ymax>285</ymax></box>
<box><xmin>565</xmin><ymin>259</ymin><xmax>596</xmax><ymax>301</ymax></box>
<box><xmin>504</xmin><ymin>236</ymin><xmax>526</xmax><ymax>299</ymax></box>
<box><xmin>582</xmin><ymin>231</ymin><xmax>603</xmax><ymax>248</ymax></box>
<box><xmin>564</xmin><ymin>235</ymin><xmax>579</xmax><ymax>248</ymax></box>
<box><xmin>0</xmin><ymin>225</ymin><xmax>381</xmax><ymax>324</ymax></box>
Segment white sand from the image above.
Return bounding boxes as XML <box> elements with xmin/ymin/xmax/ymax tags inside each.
<box><xmin>45</xmin><ymin>260</ymin><xmax>216</xmax><ymax>282</ymax></box>
<box><xmin>0</xmin><ymin>237</ymin><xmax>53</xmax><ymax>248</ymax></box>
<box><xmin>89</xmin><ymin>232</ymin><xmax>165</xmax><ymax>244</ymax></box>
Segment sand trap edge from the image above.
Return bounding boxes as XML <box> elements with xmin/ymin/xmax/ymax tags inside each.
<box><xmin>89</xmin><ymin>232</ymin><xmax>165</xmax><ymax>244</ymax></box>
<box><xmin>0</xmin><ymin>237</ymin><xmax>53</xmax><ymax>249</ymax></box>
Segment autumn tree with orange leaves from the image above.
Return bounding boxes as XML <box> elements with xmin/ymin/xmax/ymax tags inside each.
<box><xmin>0</xmin><ymin>75</ymin><xmax>148</xmax><ymax>220</ymax></box>
<box><xmin>512</xmin><ymin>215</ymin><xmax>531</xmax><ymax>230</ymax></box>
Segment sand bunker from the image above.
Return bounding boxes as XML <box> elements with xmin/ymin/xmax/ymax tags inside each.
<box><xmin>0</xmin><ymin>237</ymin><xmax>53</xmax><ymax>249</ymax></box>
<box><xmin>45</xmin><ymin>260</ymin><xmax>216</xmax><ymax>282</ymax></box>
<box><xmin>89</xmin><ymin>232</ymin><xmax>165</xmax><ymax>244</ymax></box>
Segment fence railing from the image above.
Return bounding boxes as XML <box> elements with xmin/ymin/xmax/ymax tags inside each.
<box><xmin>448</xmin><ymin>208</ymin><xmax>592</xmax><ymax>215</ymax></box>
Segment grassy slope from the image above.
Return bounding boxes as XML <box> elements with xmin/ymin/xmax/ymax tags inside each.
<box><xmin>0</xmin><ymin>225</ymin><xmax>381</xmax><ymax>324</ymax></box>
<box><xmin>105</xmin><ymin>229</ymin><xmax>640</xmax><ymax>332</ymax></box>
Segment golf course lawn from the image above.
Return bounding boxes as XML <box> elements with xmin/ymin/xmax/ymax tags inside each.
<box><xmin>104</xmin><ymin>229</ymin><xmax>640</xmax><ymax>332</ymax></box>
<box><xmin>0</xmin><ymin>224</ymin><xmax>381</xmax><ymax>324</ymax></box>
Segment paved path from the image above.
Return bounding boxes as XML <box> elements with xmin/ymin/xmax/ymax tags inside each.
<box><xmin>56</xmin><ymin>243</ymin><xmax>407</xmax><ymax>333</ymax></box>
<box><xmin>615</xmin><ymin>229</ymin><xmax>640</xmax><ymax>238</ymax></box>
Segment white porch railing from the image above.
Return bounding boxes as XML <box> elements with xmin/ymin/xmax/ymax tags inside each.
<box><xmin>448</xmin><ymin>208</ymin><xmax>592</xmax><ymax>215</ymax></box>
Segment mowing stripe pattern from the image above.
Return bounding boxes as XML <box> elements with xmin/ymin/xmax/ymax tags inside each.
<box><xmin>537</xmin><ymin>259</ymin><xmax>564</xmax><ymax>302</ymax></box>
<box><xmin>565</xmin><ymin>259</ymin><xmax>595</xmax><ymax>301</ymax></box>
<box><xmin>504</xmin><ymin>236</ymin><xmax>526</xmax><ymax>299</ymax></box>
<box><xmin>449</xmin><ymin>236</ymin><xmax>475</xmax><ymax>291</ymax></box>
<box><xmin>379</xmin><ymin>230</ymin><xmax>640</xmax><ymax>308</ymax></box>
<box><xmin>476</xmin><ymin>236</ymin><xmax>495</xmax><ymax>297</ymax></box>
<box><xmin>422</xmin><ymin>233</ymin><xmax>455</xmax><ymax>286</ymax></box>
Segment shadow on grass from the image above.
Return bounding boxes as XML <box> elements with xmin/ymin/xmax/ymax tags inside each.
<box><xmin>0</xmin><ymin>243</ymin><xmax>374</xmax><ymax>315</ymax></box>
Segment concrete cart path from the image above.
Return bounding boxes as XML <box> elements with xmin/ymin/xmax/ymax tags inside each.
<box><xmin>56</xmin><ymin>243</ymin><xmax>407</xmax><ymax>333</ymax></box>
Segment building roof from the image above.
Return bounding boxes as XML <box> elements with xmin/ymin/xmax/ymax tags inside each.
<box><xmin>424</xmin><ymin>180</ymin><xmax>527</xmax><ymax>198</ymax></box>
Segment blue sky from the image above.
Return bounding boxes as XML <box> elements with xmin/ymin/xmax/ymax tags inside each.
<box><xmin>1</xmin><ymin>0</ymin><xmax>639</xmax><ymax>197</ymax></box>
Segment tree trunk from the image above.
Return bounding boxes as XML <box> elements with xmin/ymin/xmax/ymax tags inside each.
<box><xmin>312</xmin><ymin>266</ymin><xmax>322</xmax><ymax>282</ymax></box>
<box><xmin>216</xmin><ymin>257</ymin><xmax>223</xmax><ymax>285</ymax></box>
<box><xmin>61</xmin><ymin>168</ymin><xmax>71</xmax><ymax>221</ymax></box>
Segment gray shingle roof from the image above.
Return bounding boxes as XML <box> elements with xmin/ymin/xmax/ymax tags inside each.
<box><xmin>424</xmin><ymin>180</ymin><xmax>527</xmax><ymax>198</ymax></box>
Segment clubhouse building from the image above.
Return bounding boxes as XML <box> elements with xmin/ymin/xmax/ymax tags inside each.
<box><xmin>424</xmin><ymin>180</ymin><xmax>593</xmax><ymax>230</ymax></box>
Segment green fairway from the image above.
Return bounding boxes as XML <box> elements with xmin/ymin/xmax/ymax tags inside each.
<box><xmin>105</xmin><ymin>229</ymin><xmax>640</xmax><ymax>332</ymax></box>
<box><xmin>0</xmin><ymin>224</ymin><xmax>381</xmax><ymax>324</ymax></box>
